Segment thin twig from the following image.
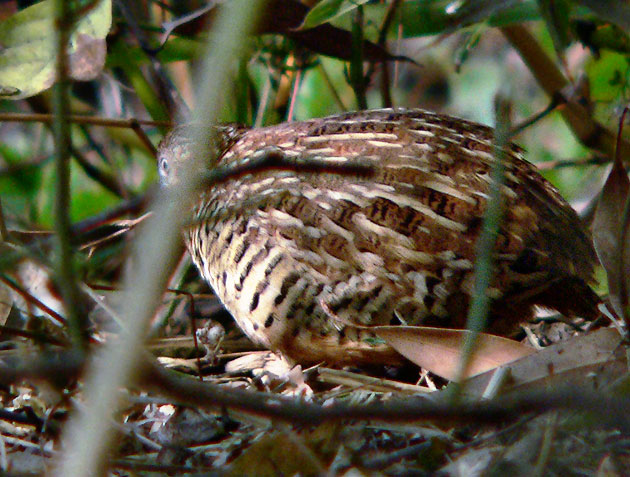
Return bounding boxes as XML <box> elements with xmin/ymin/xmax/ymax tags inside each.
<box><xmin>362</xmin><ymin>441</ymin><xmax>432</xmax><ymax>470</ymax></box>
<box><xmin>0</xmin><ymin>351</ymin><xmax>629</xmax><ymax>429</ymax></box>
<box><xmin>164</xmin><ymin>286</ymin><xmax>204</xmax><ymax>382</ymax></box>
<box><xmin>52</xmin><ymin>0</ymin><xmax>87</xmax><ymax>347</ymax></box>
<box><xmin>0</xmin><ymin>274</ymin><xmax>67</xmax><ymax>326</ymax></box>
<box><xmin>286</xmin><ymin>68</ymin><xmax>303</xmax><ymax>122</ymax></box>
<box><xmin>0</xmin><ymin>325</ymin><xmax>68</xmax><ymax>347</ymax></box>
<box><xmin>69</xmin><ymin>145</ymin><xmax>127</xmax><ymax>198</ymax></box>
<box><xmin>0</xmin><ymin>195</ymin><xmax>148</xmax><ymax>278</ymax></box>
<box><xmin>367</xmin><ymin>0</ymin><xmax>402</xmax><ymax>108</ymax></box>
<box><xmin>71</xmin><ymin>194</ymin><xmax>148</xmax><ymax>237</ymax></box>
<box><xmin>536</xmin><ymin>155</ymin><xmax>609</xmax><ymax>171</ymax></box>
<box><xmin>509</xmin><ymin>95</ymin><xmax>563</xmax><ymax>137</ymax></box>
<box><xmin>350</xmin><ymin>6</ymin><xmax>368</xmax><ymax>110</ymax></box>
<box><xmin>115</xmin><ymin>0</ymin><xmax>184</xmax><ymax>119</ymax></box>
<box><xmin>254</xmin><ymin>73</ymin><xmax>272</xmax><ymax>128</ymax></box>
<box><xmin>0</xmin><ymin>112</ymin><xmax>171</xmax><ymax>129</ymax></box>
<box><xmin>129</xmin><ymin>119</ymin><xmax>159</xmax><ymax>156</ymax></box>
<box><xmin>501</xmin><ymin>24</ymin><xmax>630</xmax><ymax>159</ymax></box>
<box><xmin>143</xmin><ymin>357</ymin><xmax>630</xmax><ymax>429</ymax></box>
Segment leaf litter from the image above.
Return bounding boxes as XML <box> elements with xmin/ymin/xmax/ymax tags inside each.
<box><xmin>0</xmin><ymin>260</ymin><xmax>628</xmax><ymax>475</ymax></box>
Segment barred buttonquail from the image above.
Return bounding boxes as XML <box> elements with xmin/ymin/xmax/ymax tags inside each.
<box><xmin>158</xmin><ymin>108</ymin><xmax>600</xmax><ymax>365</ymax></box>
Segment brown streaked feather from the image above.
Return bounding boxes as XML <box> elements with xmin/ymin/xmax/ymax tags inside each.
<box><xmin>158</xmin><ymin>108</ymin><xmax>599</xmax><ymax>365</ymax></box>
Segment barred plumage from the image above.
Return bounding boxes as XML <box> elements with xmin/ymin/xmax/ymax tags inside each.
<box><xmin>158</xmin><ymin>108</ymin><xmax>599</xmax><ymax>365</ymax></box>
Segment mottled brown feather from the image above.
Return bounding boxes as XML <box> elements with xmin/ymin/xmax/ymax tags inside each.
<box><xmin>158</xmin><ymin>108</ymin><xmax>599</xmax><ymax>365</ymax></box>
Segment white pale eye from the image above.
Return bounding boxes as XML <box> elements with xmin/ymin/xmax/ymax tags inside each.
<box><xmin>159</xmin><ymin>157</ymin><xmax>169</xmax><ymax>184</ymax></box>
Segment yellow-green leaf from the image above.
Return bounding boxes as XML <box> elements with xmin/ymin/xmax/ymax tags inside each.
<box><xmin>0</xmin><ymin>0</ymin><xmax>112</xmax><ymax>100</ymax></box>
<box><xmin>299</xmin><ymin>0</ymin><xmax>370</xmax><ymax>30</ymax></box>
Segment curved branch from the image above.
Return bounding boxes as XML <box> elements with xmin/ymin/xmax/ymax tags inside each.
<box><xmin>501</xmin><ymin>24</ymin><xmax>630</xmax><ymax>159</ymax></box>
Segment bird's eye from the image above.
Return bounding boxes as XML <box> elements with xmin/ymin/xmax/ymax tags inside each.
<box><xmin>160</xmin><ymin>158</ymin><xmax>169</xmax><ymax>173</ymax></box>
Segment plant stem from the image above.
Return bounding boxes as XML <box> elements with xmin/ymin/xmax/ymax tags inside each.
<box><xmin>52</xmin><ymin>0</ymin><xmax>87</xmax><ymax>348</ymax></box>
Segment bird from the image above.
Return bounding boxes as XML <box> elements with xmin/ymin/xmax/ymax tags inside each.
<box><xmin>157</xmin><ymin>108</ymin><xmax>600</xmax><ymax>366</ymax></box>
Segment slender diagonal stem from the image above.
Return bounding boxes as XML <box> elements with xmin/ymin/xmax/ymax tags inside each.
<box><xmin>451</xmin><ymin>94</ymin><xmax>511</xmax><ymax>390</ymax></box>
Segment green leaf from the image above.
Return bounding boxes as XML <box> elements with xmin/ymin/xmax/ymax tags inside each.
<box><xmin>0</xmin><ymin>0</ymin><xmax>112</xmax><ymax>100</ymax></box>
<box><xmin>0</xmin><ymin>144</ymin><xmax>43</xmax><ymax>195</ymax></box>
<box><xmin>538</xmin><ymin>0</ymin><xmax>572</xmax><ymax>54</ymax></box>
<box><xmin>454</xmin><ymin>25</ymin><xmax>485</xmax><ymax>71</ymax></box>
<box><xmin>577</xmin><ymin>0</ymin><xmax>630</xmax><ymax>33</ymax></box>
<box><xmin>108</xmin><ymin>39</ymin><xmax>170</xmax><ymax>123</ymax></box>
<box><xmin>300</xmin><ymin>0</ymin><xmax>371</xmax><ymax>30</ymax></box>
<box><xmin>574</xmin><ymin>19</ymin><xmax>630</xmax><ymax>55</ymax></box>
<box><xmin>363</xmin><ymin>0</ymin><xmax>541</xmax><ymax>38</ymax></box>
<box><xmin>585</xmin><ymin>51</ymin><xmax>628</xmax><ymax>102</ymax></box>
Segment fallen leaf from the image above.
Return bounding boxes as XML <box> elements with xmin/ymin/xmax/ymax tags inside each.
<box><xmin>593</xmin><ymin>109</ymin><xmax>630</xmax><ymax>320</ymax></box>
<box><xmin>461</xmin><ymin>327</ymin><xmax>625</xmax><ymax>397</ymax></box>
<box><xmin>374</xmin><ymin>326</ymin><xmax>535</xmax><ymax>381</ymax></box>
<box><xmin>227</xmin><ymin>430</ymin><xmax>324</xmax><ymax>477</ymax></box>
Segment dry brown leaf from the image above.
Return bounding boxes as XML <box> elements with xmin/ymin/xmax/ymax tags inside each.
<box><xmin>227</xmin><ymin>430</ymin><xmax>325</xmax><ymax>477</ymax></box>
<box><xmin>462</xmin><ymin>327</ymin><xmax>625</xmax><ymax>396</ymax></box>
<box><xmin>593</xmin><ymin>154</ymin><xmax>630</xmax><ymax>319</ymax></box>
<box><xmin>374</xmin><ymin>326</ymin><xmax>535</xmax><ymax>381</ymax></box>
<box><xmin>593</xmin><ymin>109</ymin><xmax>630</xmax><ymax>321</ymax></box>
